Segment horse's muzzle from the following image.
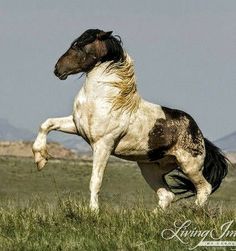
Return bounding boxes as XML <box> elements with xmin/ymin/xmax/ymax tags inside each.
<box><xmin>54</xmin><ymin>68</ymin><xmax>67</xmax><ymax>80</ymax></box>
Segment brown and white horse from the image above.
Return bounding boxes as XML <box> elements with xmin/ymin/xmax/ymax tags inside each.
<box><xmin>33</xmin><ymin>29</ymin><xmax>228</xmax><ymax>211</ymax></box>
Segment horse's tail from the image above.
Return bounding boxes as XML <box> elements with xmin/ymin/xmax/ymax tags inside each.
<box><xmin>166</xmin><ymin>138</ymin><xmax>229</xmax><ymax>197</ymax></box>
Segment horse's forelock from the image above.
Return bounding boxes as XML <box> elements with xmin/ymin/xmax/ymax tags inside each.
<box><xmin>72</xmin><ymin>29</ymin><xmax>106</xmax><ymax>47</ymax></box>
<box><xmin>71</xmin><ymin>29</ymin><xmax>124</xmax><ymax>64</ymax></box>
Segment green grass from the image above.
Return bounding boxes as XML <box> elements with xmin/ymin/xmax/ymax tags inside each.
<box><xmin>0</xmin><ymin>198</ymin><xmax>235</xmax><ymax>251</ymax></box>
<box><xmin>0</xmin><ymin>157</ymin><xmax>235</xmax><ymax>250</ymax></box>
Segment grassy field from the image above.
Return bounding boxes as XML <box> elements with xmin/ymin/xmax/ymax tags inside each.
<box><xmin>0</xmin><ymin>156</ymin><xmax>235</xmax><ymax>250</ymax></box>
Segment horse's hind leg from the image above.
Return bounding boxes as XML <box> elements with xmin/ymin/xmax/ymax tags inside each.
<box><xmin>175</xmin><ymin>150</ymin><xmax>212</xmax><ymax>206</ymax></box>
<box><xmin>138</xmin><ymin>162</ymin><xmax>176</xmax><ymax>210</ymax></box>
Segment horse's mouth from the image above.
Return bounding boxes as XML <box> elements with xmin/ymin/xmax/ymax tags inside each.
<box><xmin>57</xmin><ymin>71</ymin><xmax>81</xmax><ymax>80</ymax></box>
<box><xmin>58</xmin><ymin>74</ymin><xmax>68</xmax><ymax>80</ymax></box>
<box><xmin>54</xmin><ymin>69</ymin><xmax>68</xmax><ymax>80</ymax></box>
<box><xmin>55</xmin><ymin>69</ymin><xmax>82</xmax><ymax>80</ymax></box>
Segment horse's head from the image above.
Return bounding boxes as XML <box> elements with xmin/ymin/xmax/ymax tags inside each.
<box><xmin>54</xmin><ymin>29</ymin><xmax>124</xmax><ymax>80</ymax></box>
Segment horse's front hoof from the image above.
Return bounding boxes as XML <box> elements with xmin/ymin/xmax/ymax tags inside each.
<box><xmin>36</xmin><ymin>158</ymin><xmax>48</xmax><ymax>171</ymax></box>
<box><xmin>89</xmin><ymin>203</ymin><xmax>100</xmax><ymax>214</ymax></box>
<box><xmin>33</xmin><ymin>151</ymin><xmax>48</xmax><ymax>171</ymax></box>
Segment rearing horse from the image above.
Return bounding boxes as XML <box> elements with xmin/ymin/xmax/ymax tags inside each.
<box><xmin>33</xmin><ymin>29</ymin><xmax>228</xmax><ymax>211</ymax></box>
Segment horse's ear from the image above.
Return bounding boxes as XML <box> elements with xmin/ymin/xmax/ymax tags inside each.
<box><xmin>97</xmin><ymin>31</ymin><xmax>113</xmax><ymax>40</ymax></box>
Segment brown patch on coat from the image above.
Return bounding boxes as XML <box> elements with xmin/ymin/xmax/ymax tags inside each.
<box><xmin>148</xmin><ymin>107</ymin><xmax>204</xmax><ymax>161</ymax></box>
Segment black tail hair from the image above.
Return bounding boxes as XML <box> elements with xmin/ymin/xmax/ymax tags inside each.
<box><xmin>165</xmin><ymin>138</ymin><xmax>229</xmax><ymax>197</ymax></box>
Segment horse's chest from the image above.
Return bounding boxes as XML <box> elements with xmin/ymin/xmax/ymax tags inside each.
<box><xmin>73</xmin><ymin>93</ymin><xmax>123</xmax><ymax>144</ymax></box>
<box><xmin>73</xmin><ymin>100</ymin><xmax>93</xmax><ymax>141</ymax></box>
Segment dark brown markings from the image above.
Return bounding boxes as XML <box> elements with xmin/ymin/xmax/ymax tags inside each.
<box><xmin>148</xmin><ymin>117</ymin><xmax>178</xmax><ymax>161</ymax></box>
<box><xmin>147</xmin><ymin>106</ymin><xmax>204</xmax><ymax>161</ymax></box>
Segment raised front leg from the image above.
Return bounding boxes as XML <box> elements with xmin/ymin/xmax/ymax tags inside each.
<box><xmin>89</xmin><ymin>139</ymin><xmax>114</xmax><ymax>212</ymax></box>
<box><xmin>32</xmin><ymin>115</ymin><xmax>78</xmax><ymax>170</ymax></box>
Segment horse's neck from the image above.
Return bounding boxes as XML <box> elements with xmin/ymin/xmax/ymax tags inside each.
<box><xmin>82</xmin><ymin>54</ymin><xmax>141</xmax><ymax>113</ymax></box>
<box><xmin>83</xmin><ymin>62</ymin><xmax>120</xmax><ymax>98</ymax></box>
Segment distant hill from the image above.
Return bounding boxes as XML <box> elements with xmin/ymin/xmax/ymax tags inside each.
<box><xmin>0</xmin><ymin>118</ymin><xmax>35</xmax><ymax>141</ymax></box>
<box><xmin>62</xmin><ymin>138</ymin><xmax>91</xmax><ymax>154</ymax></box>
<box><xmin>215</xmin><ymin>131</ymin><xmax>236</xmax><ymax>152</ymax></box>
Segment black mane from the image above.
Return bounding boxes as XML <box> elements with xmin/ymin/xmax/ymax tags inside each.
<box><xmin>102</xmin><ymin>35</ymin><xmax>124</xmax><ymax>63</ymax></box>
<box><xmin>72</xmin><ymin>29</ymin><xmax>101</xmax><ymax>47</ymax></box>
<box><xmin>72</xmin><ymin>29</ymin><xmax>124</xmax><ymax>63</ymax></box>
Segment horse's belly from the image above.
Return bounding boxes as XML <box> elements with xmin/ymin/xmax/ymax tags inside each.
<box><xmin>113</xmin><ymin>136</ymin><xmax>150</xmax><ymax>161</ymax></box>
<box><xmin>113</xmin><ymin>152</ymin><xmax>149</xmax><ymax>161</ymax></box>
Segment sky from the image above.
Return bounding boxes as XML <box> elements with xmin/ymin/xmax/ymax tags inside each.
<box><xmin>0</xmin><ymin>0</ymin><xmax>235</xmax><ymax>141</ymax></box>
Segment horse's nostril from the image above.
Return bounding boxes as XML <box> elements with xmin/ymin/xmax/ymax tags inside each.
<box><xmin>54</xmin><ymin>68</ymin><xmax>59</xmax><ymax>76</ymax></box>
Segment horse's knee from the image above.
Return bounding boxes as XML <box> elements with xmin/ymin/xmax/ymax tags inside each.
<box><xmin>40</xmin><ymin>118</ymin><xmax>52</xmax><ymax>133</ymax></box>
